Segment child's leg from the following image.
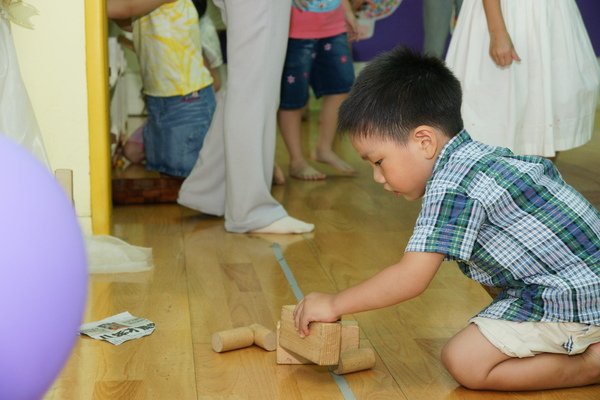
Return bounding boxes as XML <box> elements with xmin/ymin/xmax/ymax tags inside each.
<box><xmin>309</xmin><ymin>33</ymin><xmax>356</xmax><ymax>175</ymax></box>
<box><xmin>272</xmin><ymin>163</ymin><xmax>285</xmax><ymax>185</ymax></box>
<box><xmin>278</xmin><ymin>108</ymin><xmax>326</xmax><ymax>180</ymax></box>
<box><xmin>123</xmin><ymin>123</ymin><xmax>145</xmax><ymax>164</ymax></box>
<box><xmin>313</xmin><ymin>93</ymin><xmax>356</xmax><ymax>175</ymax></box>
<box><xmin>442</xmin><ymin>324</ymin><xmax>600</xmax><ymax>391</ymax></box>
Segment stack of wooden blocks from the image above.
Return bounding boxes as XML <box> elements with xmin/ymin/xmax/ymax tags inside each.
<box><xmin>277</xmin><ymin>305</ymin><xmax>376</xmax><ymax>375</ymax></box>
<box><xmin>211</xmin><ymin>305</ymin><xmax>376</xmax><ymax>375</ymax></box>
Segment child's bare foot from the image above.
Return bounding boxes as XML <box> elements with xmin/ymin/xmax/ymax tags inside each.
<box><xmin>273</xmin><ymin>163</ymin><xmax>286</xmax><ymax>185</ymax></box>
<box><xmin>289</xmin><ymin>162</ymin><xmax>326</xmax><ymax>181</ymax></box>
<box><xmin>313</xmin><ymin>149</ymin><xmax>357</xmax><ymax>175</ymax></box>
<box><xmin>251</xmin><ymin>216</ymin><xmax>314</xmax><ymax>234</ymax></box>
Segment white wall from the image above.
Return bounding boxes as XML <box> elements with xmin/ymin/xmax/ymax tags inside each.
<box><xmin>11</xmin><ymin>0</ymin><xmax>93</xmax><ymax>234</ymax></box>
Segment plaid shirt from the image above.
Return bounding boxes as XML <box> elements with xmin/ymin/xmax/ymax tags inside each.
<box><xmin>407</xmin><ymin>131</ymin><xmax>600</xmax><ymax>324</ymax></box>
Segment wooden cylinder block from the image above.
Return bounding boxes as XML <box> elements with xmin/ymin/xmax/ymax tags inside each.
<box><xmin>250</xmin><ymin>323</ymin><xmax>277</xmax><ymax>351</ymax></box>
<box><xmin>211</xmin><ymin>327</ymin><xmax>254</xmax><ymax>353</ymax></box>
<box><xmin>331</xmin><ymin>348</ymin><xmax>376</xmax><ymax>375</ymax></box>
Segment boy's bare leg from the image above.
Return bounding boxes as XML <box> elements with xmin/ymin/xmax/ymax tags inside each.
<box><xmin>313</xmin><ymin>93</ymin><xmax>356</xmax><ymax>175</ymax></box>
<box><xmin>278</xmin><ymin>108</ymin><xmax>326</xmax><ymax>180</ymax></box>
<box><xmin>442</xmin><ymin>324</ymin><xmax>600</xmax><ymax>391</ymax></box>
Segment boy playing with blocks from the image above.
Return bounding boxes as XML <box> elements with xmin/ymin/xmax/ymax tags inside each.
<box><xmin>294</xmin><ymin>47</ymin><xmax>600</xmax><ymax>391</ymax></box>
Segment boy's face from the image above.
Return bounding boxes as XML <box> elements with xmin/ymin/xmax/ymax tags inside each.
<box><xmin>351</xmin><ymin>130</ymin><xmax>438</xmax><ymax>201</ymax></box>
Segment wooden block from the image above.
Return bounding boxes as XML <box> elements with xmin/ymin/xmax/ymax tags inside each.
<box><xmin>211</xmin><ymin>327</ymin><xmax>254</xmax><ymax>353</ymax></box>
<box><xmin>340</xmin><ymin>320</ymin><xmax>360</xmax><ymax>352</ymax></box>
<box><xmin>250</xmin><ymin>323</ymin><xmax>276</xmax><ymax>351</ymax></box>
<box><xmin>276</xmin><ymin>320</ymin><xmax>359</xmax><ymax>364</ymax></box>
<box><xmin>278</xmin><ymin>305</ymin><xmax>341</xmax><ymax>366</ymax></box>
<box><xmin>276</xmin><ymin>321</ymin><xmax>311</xmax><ymax>364</ymax></box>
<box><xmin>330</xmin><ymin>348</ymin><xmax>376</xmax><ymax>375</ymax></box>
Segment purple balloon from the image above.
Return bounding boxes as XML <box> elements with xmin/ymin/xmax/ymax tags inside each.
<box><xmin>0</xmin><ymin>136</ymin><xmax>88</xmax><ymax>400</ymax></box>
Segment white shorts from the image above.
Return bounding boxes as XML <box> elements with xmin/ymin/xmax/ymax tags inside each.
<box><xmin>470</xmin><ymin>317</ymin><xmax>600</xmax><ymax>358</ymax></box>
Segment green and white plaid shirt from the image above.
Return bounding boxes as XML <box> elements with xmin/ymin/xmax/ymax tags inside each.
<box><xmin>407</xmin><ymin>131</ymin><xmax>600</xmax><ymax>324</ymax></box>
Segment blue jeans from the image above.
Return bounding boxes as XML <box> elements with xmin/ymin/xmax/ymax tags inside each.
<box><xmin>144</xmin><ymin>86</ymin><xmax>216</xmax><ymax>177</ymax></box>
<box><xmin>280</xmin><ymin>33</ymin><xmax>355</xmax><ymax>109</ymax></box>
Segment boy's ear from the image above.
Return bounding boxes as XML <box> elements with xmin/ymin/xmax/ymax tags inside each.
<box><xmin>411</xmin><ymin>125</ymin><xmax>438</xmax><ymax>159</ymax></box>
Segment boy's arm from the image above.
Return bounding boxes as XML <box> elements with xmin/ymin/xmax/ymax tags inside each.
<box><xmin>107</xmin><ymin>0</ymin><xmax>176</xmax><ymax>19</ymax></box>
<box><xmin>294</xmin><ymin>251</ymin><xmax>445</xmax><ymax>336</ymax></box>
<box><xmin>482</xmin><ymin>0</ymin><xmax>520</xmax><ymax>67</ymax></box>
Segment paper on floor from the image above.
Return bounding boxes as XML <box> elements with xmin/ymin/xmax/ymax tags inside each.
<box><xmin>80</xmin><ymin>312</ymin><xmax>155</xmax><ymax>345</ymax></box>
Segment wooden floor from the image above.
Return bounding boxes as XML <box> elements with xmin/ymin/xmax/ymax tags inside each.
<box><xmin>45</xmin><ymin>110</ymin><xmax>600</xmax><ymax>400</ymax></box>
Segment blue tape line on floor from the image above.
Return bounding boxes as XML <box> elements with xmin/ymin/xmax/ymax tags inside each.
<box><xmin>271</xmin><ymin>243</ymin><xmax>356</xmax><ymax>400</ymax></box>
<box><xmin>271</xmin><ymin>243</ymin><xmax>304</xmax><ymax>301</ymax></box>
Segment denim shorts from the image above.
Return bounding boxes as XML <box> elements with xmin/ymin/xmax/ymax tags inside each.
<box><xmin>280</xmin><ymin>32</ymin><xmax>355</xmax><ymax>109</ymax></box>
<box><xmin>144</xmin><ymin>86</ymin><xmax>216</xmax><ymax>177</ymax></box>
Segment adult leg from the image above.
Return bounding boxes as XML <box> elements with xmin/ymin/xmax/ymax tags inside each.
<box><xmin>441</xmin><ymin>324</ymin><xmax>600</xmax><ymax>391</ymax></box>
<box><xmin>423</xmin><ymin>0</ymin><xmax>453</xmax><ymax>58</ymax></box>
<box><xmin>278</xmin><ymin>108</ymin><xmax>326</xmax><ymax>180</ymax></box>
<box><xmin>177</xmin><ymin>89</ymin><xmax>227</xmax><ymax>216</ymax></box>
<box><xmin>222</xmin><ymin>0</ymin><xmax>313</xmax><ymax>233</ymax></box>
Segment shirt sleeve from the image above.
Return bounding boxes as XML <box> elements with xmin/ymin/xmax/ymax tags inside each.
<box><xmin>406</xmin><ymin>188</ymin><xmax>486</xmax><ymax>261</ymax></box>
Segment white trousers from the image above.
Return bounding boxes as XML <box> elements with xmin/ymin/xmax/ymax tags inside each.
<box><xmin>178</xmin><ymin>0</ymin><xmax>291</xmax><ymax>232</ymax></box>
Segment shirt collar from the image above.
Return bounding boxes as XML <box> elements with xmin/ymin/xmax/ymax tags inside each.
<box><xmin>432</xmin><ymin>129</ymin><xmax>472</xmax><ymax>173</ymax></box>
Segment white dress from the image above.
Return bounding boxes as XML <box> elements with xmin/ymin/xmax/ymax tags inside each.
<box><xmin>446</xmin><ymin>0</ymin><xmax>599</xmax><ymax>157</ymax></box>
<box><xmin>0</xmin><ymin>3</ymin><xmax>49</xmax><ymax>167</ymax></box>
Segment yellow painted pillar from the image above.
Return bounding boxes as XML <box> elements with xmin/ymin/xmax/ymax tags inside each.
<box><xmin>85</xmin><ymin>0</ymin><xmax>112</xmax><ymax>234</ymax></box>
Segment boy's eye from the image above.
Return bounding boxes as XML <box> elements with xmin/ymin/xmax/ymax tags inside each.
<box><xmin>374</xmin><ymin>159</ymin><xmax>382</xmax><ymax>166</ymax></box>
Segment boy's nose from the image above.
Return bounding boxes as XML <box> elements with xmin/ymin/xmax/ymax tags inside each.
<box><xmin>373</xmin><ymin>167</ymin><xmax>386</xmax><ymax>184</ymax></box>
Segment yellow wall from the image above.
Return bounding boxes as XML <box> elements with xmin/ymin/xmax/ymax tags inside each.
<box><xmin>11</xmin><ymin>0</ymin><xmax>110</xmax><ymax>235</ymax></box>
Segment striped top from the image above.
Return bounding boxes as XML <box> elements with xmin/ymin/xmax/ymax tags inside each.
<box><xmin>133</xmin><ymin>0</ymin><xmax>212</xmax><ymax>97</ymax></box>
<box><xmin>406</xmin><ymin>131</ymin><xmax>600</xmax><ymax>324</ymax></box>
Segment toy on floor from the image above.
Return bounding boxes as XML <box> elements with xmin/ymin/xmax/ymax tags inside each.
<box><xmin>211</xmin><ymin>323</ymin><xmax>277</xmax><ymax>353</ymax></box>
<box><xmin>277</xmin><ymin>305</ymin><xmax>376</xmax><ymax>375</ymax></box>
<box><xmin>211</xmin><ymin>305</ymin><xmax>376</xmax><ymax>375</ymax></box>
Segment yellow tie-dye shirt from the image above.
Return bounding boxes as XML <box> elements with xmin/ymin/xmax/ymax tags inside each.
<box><xmin>133</xmin><ymin>0</ymin><xmax>212</xmax><ymax>97</ymax></box>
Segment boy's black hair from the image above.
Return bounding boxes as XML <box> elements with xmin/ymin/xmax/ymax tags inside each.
<box><xmin>338</xmin><ymin>46</ymin><xmax>463</xmax><ymax>143</ymax></box>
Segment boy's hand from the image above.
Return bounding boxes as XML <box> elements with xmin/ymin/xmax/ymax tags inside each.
<box><xmin>293</xmin><ymin>292</ymin><xmax>340</xmax><ymax>337</ymax></box>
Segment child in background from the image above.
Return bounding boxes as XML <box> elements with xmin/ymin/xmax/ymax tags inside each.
<box><xmin>118</xmin><ymin>2</ymin><xmax>222</xmax><ymax>166</ymax></box>
<box><xmin>445</xmin><ymin>0</ymin><xmax>599</xmax><ymax>158</ymax></box>
<box><xmin>277</xmin><ymin>0</ymin><xmax>359</xmax><ymax>180</ymax></box>
<box><xmin>107</xmin><ymin>0</ymin><xmax>216</xmax><ymax>178</ymax></box>
<box><xmin>294</xmin><ymin>47</ymin><xmax>600</xmax><ymax>391</ymax></box>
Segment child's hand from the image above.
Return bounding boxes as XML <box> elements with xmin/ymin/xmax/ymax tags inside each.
<box><xmin>488</xmin><ymin>30</ymin><xmax>521</xmax><ymax>67</ymax></box>
<box><xmin>341</xmin><ymin>0</ymin><xmax>359</xmax><ymax>41</ymax></box>
<box><xmin>345</xmin><ymin>9</ymin><xmax>359</xmax><ymax>41</ymax></box>
<box><xmin>293</xmin><ymin>292</ymin><xmax>340</xmax><ymax>337</ymax></box>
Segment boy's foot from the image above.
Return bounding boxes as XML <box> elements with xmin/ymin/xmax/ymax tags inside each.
<box><xmin>289</xmin><ymin>163</ymin><xmax>326</xmax><ymax>181</ymax></box>
<box><xmin>251</xmin><ymin>216</ymin><xmax>314</xmax><ymax>234</ymax></box>
<box><xmin>273</xmin><ymin>164</ymin><xmax>286</xmax><ymax>185</ymax></box>
<box><xmin>313</xmin><ymin>150</ymin><xmax>357</xmax><ymax>175</ymax></box>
